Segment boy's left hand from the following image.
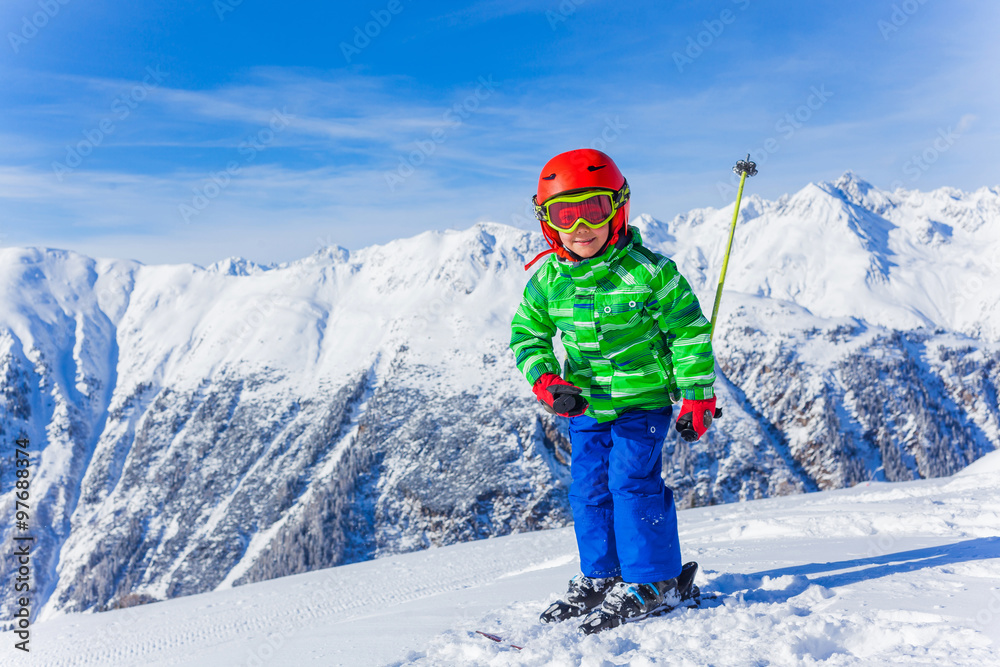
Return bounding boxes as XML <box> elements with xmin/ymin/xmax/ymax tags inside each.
<box><xmin>533</xmin><ymin>373</ymin><xmax>589</xmax><ymax>417</ymax></box>
<box><xmin>676</xmin><ymin>397</ymin><xmax>721</xmax><ymax>442</ymax></box>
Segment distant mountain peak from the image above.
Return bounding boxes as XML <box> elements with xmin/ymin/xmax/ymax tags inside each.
<box><xmin>833</xmin><ymin>170</ymin><xmax>873</xmax><ymax>190</ymax></box>
<box><xmin>206</xmin><ymin>257</ymin><xmax>270</xmax><ymax>276</ymax></box>
<box><xmin>806</xmin><ymin>172</ymin><xmax>896</xmax><ymax>218</ymax></box>
<box><xmin>822</xmin><ymin>171</ymin><xmax>877</xmax><ymax>201</ymax></box>
<box><xmin>313</xmin><ymin>245</ymin><xmax>351</xmax><ymax>263</ymax></box>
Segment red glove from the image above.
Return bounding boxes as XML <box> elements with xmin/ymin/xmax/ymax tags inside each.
<box><xmin>675</xmin><ymin>397</ymin><xmax>721</xmax><ymax>442</ymax></box>
<box><xmin>533</xmin><ymin>373</ymin><xmax>588</xmax><ymax>417</ymax></box>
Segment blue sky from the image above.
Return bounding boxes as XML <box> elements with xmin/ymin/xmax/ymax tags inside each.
<box><xmin>1</xmin><ymin>0</ymin><xmax>997</xmax><ymax>265</ymax></box>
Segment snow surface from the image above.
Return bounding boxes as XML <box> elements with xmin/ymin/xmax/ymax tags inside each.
<box><xmin>5</xmin><ymin>450</ymin><xmax>998</xmax><ymax>666</ymax></box>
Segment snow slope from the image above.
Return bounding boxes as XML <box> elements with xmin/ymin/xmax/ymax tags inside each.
<box><xmin>5</xmin><ymin>450</ymin><xmax>999</xmax><ymax>666</ymax></box>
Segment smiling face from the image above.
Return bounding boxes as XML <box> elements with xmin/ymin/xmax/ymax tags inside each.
<box><xmin>557</xmin><ymin>222</ymin><xmax>610</xmax><ymax>259</ymax></box>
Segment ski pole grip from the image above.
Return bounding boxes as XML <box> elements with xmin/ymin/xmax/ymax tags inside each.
<box><xmin>553</xmin><ymin>394</ymin><xmax>577</xmax><ymax>414</ymax></box>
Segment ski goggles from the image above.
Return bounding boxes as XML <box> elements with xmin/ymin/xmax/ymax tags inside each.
<box><xmin>533</xmin><ymin>181</ymin><xmax>630</xmax><ymax>234</ymax></box>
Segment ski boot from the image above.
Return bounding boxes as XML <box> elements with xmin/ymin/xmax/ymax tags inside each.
<box><xmin>578</xmin><ymin>561</ymin><xmax>699</xmax><ymax>635</ymax></box>
<box><xmin>539</xmin><ymin>573</ymin><xmax>621</xmax><ymax>623</ymax></box>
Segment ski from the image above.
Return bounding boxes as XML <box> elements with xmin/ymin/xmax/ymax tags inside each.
<box><xmin>474</xmin><ymin>592</ymin><xmax>722</xmax><ymax>650</ymax></box>
<box><xmin>474</xmin><ymin>630</ymin><xmax>523</xmax><ymax>650</ymax></box>
<box><xmin>474</xmin><ymin>588</ymin><xmax>724</xmax><ymax>650</ymax></box>
<box><xmin>579</xmin><ymin>588</ymin><xmax>720</xmax><ymax>635</ymax></box>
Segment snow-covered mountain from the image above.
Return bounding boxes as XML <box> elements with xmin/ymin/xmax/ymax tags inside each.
<box><xmin>1</xmin><ymin>173</ymin><xmax>998</xmax><ymax>622</ymax></box>
<box><xmin>4</xmin><ymin>448</ymin><xmax>999</xmax><ymax>665</ymax></box>
<box><xmin>0</xmin><ymin>225</ymin><xmax>571</xmax><ymax>623</ymax></box>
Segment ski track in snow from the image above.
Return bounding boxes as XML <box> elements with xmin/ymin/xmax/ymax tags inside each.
<box><xmin>3</xmin><ymin>529</ymin><xmax>577</xmax><ymax>666</ymax></box>
<box><xmin>4</xmin><ymin>454</ymin><xmax>1000</xmax><ymax>666</ymax></box>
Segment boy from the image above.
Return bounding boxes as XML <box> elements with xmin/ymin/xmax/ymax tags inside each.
<box><xmin>510</xmin><ymin>148</ymin><xmax>718</xmax><ymax>634</ymax></box>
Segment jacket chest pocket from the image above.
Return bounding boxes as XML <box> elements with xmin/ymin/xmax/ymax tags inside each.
<box><xmin>594</xmin><ymin>287</ymin><xmax>652</xmax><ymax>330</ymax></box>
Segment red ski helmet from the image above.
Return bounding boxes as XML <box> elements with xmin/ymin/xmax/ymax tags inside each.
<box><xmin>528</xmin><ymin>149</ymin><xmax>630</xmax><ymax>267</ymax></box>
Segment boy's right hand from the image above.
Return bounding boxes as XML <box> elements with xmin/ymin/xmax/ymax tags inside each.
<box><xmin>533</xmin><ymin>373</ymin><xmax>588</xmax><ymax>417</ymax></box>
<box><xmin>675</xmin><ymin>398</ymin><xmax>722</xmax><ymax>442</ymax></box>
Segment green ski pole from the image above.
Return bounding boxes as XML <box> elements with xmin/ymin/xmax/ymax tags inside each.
<box><xmin>709</xmin><ymin>154</ymin><xmax>757</xmax><ymax>340</ymax></box>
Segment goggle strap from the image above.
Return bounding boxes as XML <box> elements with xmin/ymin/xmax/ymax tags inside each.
<box><xmin>612</xmin><ymin>180</ymin><xmax>630</xmax><ymax>209</ymax></box>
<box><xmin>524</xmin><ymin>248</ymin><xmax>555</xmax><ymax>271</ymax></box>
<box><xmin>532</xmin><ymin>194</ymin><xmax>547</xmax><ymax>222</ymax></box>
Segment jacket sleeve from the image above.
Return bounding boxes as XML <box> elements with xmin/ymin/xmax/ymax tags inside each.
<box><xmin>648</xmin><ymin>259</ymin><xmax>716</xmax><ymax>399</ymax></box>
<box><xmin>510</xmin><ymin>272</ymin><xmax>561</xmax><ymax>386</ymax></box>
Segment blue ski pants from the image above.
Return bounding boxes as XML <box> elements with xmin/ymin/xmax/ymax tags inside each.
<box><xmin>568</xmin><ymin>405</ymin><xmax>682</xmax><ymax>583</ymax></box>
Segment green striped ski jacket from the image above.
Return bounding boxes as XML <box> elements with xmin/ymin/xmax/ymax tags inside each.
<box><xmin>510</xmin><ymin>229</ymin><xmax>716</xmax><ymax>423</ymax></box>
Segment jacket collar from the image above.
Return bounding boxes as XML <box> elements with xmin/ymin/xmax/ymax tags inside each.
<box><xmin>557</xmin><ymin>228</ymin><xmax>642</xmax><ymax>285</ymax></box>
